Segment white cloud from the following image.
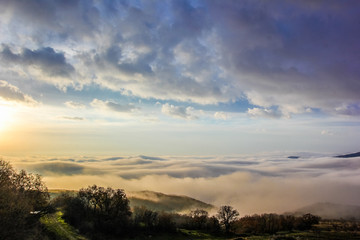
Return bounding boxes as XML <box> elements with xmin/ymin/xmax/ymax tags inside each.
<box><xmin>0</xmin><ymin>80</ymin><xmax>37</xmax><ymax>104</ymax></box>
<box><xmin>10</xmin><ymin>152</ymin><xmax>360</xmax><ymax>215</ymax></box>
<box><xmin>321</xmin><ymin>130</ymin><xmax>334</xmax><ymax>136</ymax></box>
<box><xmin>91</xmin><ymin>98</ymin><xmax>138</xmax><ymax>113</ymax></box>
<box><xmin>65</xmin><ymin>101</ymin><xmax>85</xmax><ymax>109</ymax></box>
<box><xmin>161</xmin><ymin>103</ymin><xmax>198</xmax><ymax>120</ymax></box>
<box><xmin>247</xmin><ymin>107</ymin><xmax>282</xmax><ymax>119</ymax></box>
<box><xmin>214</xmin><ymin>111</ymin><xmax>228</xmax><ymax>120</ymax></box>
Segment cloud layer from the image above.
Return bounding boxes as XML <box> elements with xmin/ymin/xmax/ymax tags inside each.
<box><xmin>9</xmin><ymin>152</ymin><xmax>360</xmax><ymax>214</ymax></box>
<box><xmin>1</xmin><ymin>0</ymin><xmax>359</xmax><ymax>117</ymax></box>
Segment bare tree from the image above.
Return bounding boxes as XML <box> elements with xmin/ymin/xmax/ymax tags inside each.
<box><xmin>217</xmin><ymin>205</ymin><xmax>239</xmax><ymax>233</ymax></box>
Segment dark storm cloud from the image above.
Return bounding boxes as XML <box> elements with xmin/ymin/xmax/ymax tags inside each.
<box><xmin>0</xmin><ymin>0</ymin><xmax>359</xmax><ymax>116</ymax></box>
<box><xmin>0</xmin><ymin>45</ymin><xmax>74</xmax><ymax>78</ymax></box>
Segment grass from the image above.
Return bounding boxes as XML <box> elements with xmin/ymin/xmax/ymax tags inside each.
<box><xmin>179</xmin><ymin>229</ymin><xmax>235</xmax><ymax>239</ymax></box>
<box><xmin>39</xmin><ymin>211</ymin><xmax>360</xmax><ymax>240</ymax></box>
<box><xmin>40</xmin><ymin>210</ymin><xmax>88</xmax><ymax>240</ymax></box>
<box><xmin>123</xmin><ymin>230</ymin><xmax>236</xmax><ymax>240</ymax></box>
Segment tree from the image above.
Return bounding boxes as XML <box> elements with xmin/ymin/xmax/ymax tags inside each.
<box><xmin>294</xmin><ymin>213</ymin><xmax>321</xmax><ymax>230</ymax></box>
<box><xmin>217</xmin><ymin>205</ymin><xmax>239</xmax><ymax>233</ymax></box>
<box><xmin>133</xmin><ymin>206</ymin><xmax>158</xmax><ymax>230</ymax></box>
<box><xmin>0</xmin><ymin>159</ymin><xmax>49</xmax><ymax>239</ymax></box>
<box><xmin>62</xmin><ymin>185</ymin><xmax>132</xmax><ymax>236</ymax></box>
<box><xmin>189</xmin><ymin>209</ymin><xmax>209</xmax><ymax>229</ymax></box>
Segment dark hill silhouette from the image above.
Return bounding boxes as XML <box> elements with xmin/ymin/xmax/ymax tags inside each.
<box><xmin>127</xmin><ymin>190</ymin><xmax>215</xmax><ymax>213</ymax></box>
<box><xmin>335</xmin><ymin>152</ymin><xmax>360</xmax><ymax>158</ymax></box>
<box><xmin>292</xmin><ymin>202</ymin><xmax>360</xmax><ymax>220</ymax></box>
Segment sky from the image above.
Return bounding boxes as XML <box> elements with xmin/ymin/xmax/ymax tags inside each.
<box><xmin>0</xmin><ymin>0</ymin><xmax>360</xmax><ymax>213</ymax></box>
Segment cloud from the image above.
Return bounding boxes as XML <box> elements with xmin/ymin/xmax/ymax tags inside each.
<box><xmin>321</xmin><ymin>130</ymin><xmax>334</xmax><ymax>136</ymax></box>
<box><xmin>65</xmin><ymin>101</ymin><xmax>85</xmax><ymax>109</ymax></box>
<box><xmin>0</xmin><ymin>45</ymin><xmax>74</xmax><ymax>78</ymax></box>
<box><xmin>214</xmin><ymin>112</ymin><xmax>228</xmax><ymax>120</ymax></box>
<box><xmin>102</xmin><ymin>157</ymin><xmax>124</xmax><ymax>161</ymax></box>
<box><xmin>25</xmin><ymin>162</ymin><xmax>104</xmax><ymax>176</ymax></box>
<box><xmin>0</xmin><ymin>80</ymin><xmax>37</xmax><ymax>104</ymax></box>
<box><xmin>300</xmin><ymin>158</ymin><xmax>360</xmax><ymax>170</ymax></box>
<box><xmin>1</xmin><ymin>1</ymin><xmax>359</xmax><ymax>116</ymax></box>
<box><xmin>61</xmin><ymin>116</ymin><xmax>84</xmax><ymax>121</ymax></box>
<box><xmin>247</xmin><ymin>107</ymin><xmax>282</xmax><ymax>119</ymax></box>
<box><xmin>10</xmin><ymin>152</ymin><xmax>359</xmax><ymax>214</ymax></box>
<box><xmin>139</xmin><ymin>155</ymin><xmax>165</xmax><ymax>161</ymax></box>
<box><xmin>161</xmin><ymin>103</ymin><xmax>198</xmax><ymax>119</ymax></box>
<box><xmin>335</xmin><ymin>104</ymin><xmax>360</xmax><ymax>116</ymax></box>
<box><xmin>91</xmin><ymin>98</ymin><xmax>138</xmax><ymax>113</ymax></box>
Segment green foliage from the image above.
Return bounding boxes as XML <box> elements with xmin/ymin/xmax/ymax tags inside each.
<box><xmin>0</xmin><ymin>159</ymin><xmax>49</xmax><ymax>239</ymax></box>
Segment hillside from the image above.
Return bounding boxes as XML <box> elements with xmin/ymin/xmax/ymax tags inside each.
<box><xmin>127</xmin><ymin>190</ymin><xmax>215</xmax><ymax>213</ymax></box>
<box><xmin>49</xmin><ymin>189</ymin><xmax>215</xmax><ymax>213</ymax></box>
<box><xmin>293</xmin><ymin>202</ymin><xmax>360</xmax><ymax>220</ymax></box>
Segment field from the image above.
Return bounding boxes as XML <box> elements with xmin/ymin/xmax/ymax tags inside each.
<box><xmin>40</xmin><ymin>212</ymin><xmax>360</xmax><ymax>240</ymax></box>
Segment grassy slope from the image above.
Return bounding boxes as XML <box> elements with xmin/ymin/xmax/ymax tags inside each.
<box><xmin>40</xmin><ymin>211</ymin><xmax>88</xmax><ymax>240</ymax></box>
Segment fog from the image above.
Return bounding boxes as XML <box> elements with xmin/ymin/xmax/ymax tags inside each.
<box><xmin>7</xmin><ymin>152</ymin><xmax>360</xmax><ymax>215</ymax></box>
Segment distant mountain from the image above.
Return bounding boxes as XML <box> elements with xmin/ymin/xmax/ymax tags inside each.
<box><xmin>127</xmin><ymin>190</ymin><xmax>215</xmax><ymax>213</ymax></box>
<box><xmin>335</xmin><ymin>152</ymin><xmax>360</xmax><ymax>158</ymax></box>
<box><xmin>292</xmin><ymin>202</ymin><xmax>360</xmax><ymax>220</ymax></box>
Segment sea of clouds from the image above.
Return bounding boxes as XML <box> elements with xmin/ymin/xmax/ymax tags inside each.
<box><xmin>5</xmin><ymin>152</ymin><xmax>360</xmax><ymax>215</ymax></box>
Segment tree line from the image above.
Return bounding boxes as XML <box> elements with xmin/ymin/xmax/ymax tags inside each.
<box><xmin>0</xmin><ymin>160</ymin><xmax>320</xmax><ymax>239</ymax></box>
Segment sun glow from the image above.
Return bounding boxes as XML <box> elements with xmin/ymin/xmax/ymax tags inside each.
<box><xmin>0</xmin><ymin>102</ymin><xmax>14</xmax><ymax>132</ymax></box>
